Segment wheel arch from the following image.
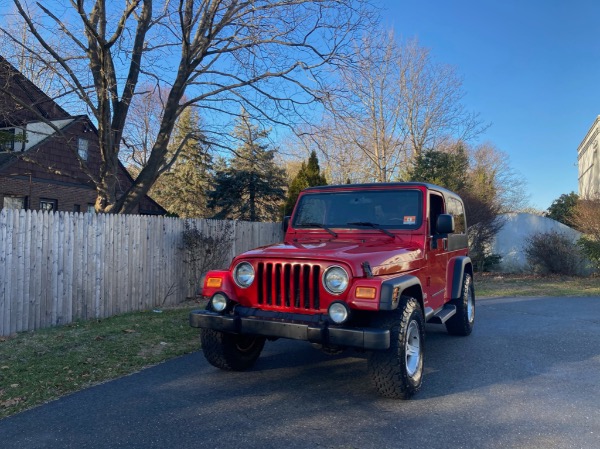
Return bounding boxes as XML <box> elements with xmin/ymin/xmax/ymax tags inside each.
<box><xmin>379</xmin><ymin>275</ymin><xmax>424</xmax><ymax>312</ymax></box>
<box><xmin>448</xmin><ymin>256</ymin><xmax>473</xmax><ymax>300</ymax></box>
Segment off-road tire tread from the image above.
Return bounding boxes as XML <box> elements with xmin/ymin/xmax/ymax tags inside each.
<box><xmin>367</xmin><ymin>296</ymin><xmax>424</xmax><ymax>399</ymax></box>
<box><xmin>200</xmin><ymin>329</ymin><xmax>265</xmax><ymax>371</ymax></box>
<box><xmin>445</xmin><ymin>273</ymin><xmax>475</xmax><ymax>336</ymax></box>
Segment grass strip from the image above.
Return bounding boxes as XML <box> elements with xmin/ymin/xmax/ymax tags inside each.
<box><xmin>475</xmin><ymin>273</ymin><xmax>600</xmax><ymax>298</ymax></box>
<box><xmin>0</xmin><ymin>301</ymin><xmax>201</xmax><ymax>419</ymax></box>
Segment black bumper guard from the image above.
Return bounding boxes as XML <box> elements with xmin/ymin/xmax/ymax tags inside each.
<box><xmin>189</xmin><ymin>306</ymin><xmax>390</xmax><ymax>351</ymax></box>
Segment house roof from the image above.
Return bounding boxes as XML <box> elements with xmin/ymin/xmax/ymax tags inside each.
<box><xmin>0</xmin><ymin>151</ymin><xmax>17</xmax><ymax>170</ymax></box>
<box><xmin>0</xmin><ymin>55</ymin><xmax>71</xmax><ymax>127</ymax></box>
<box><xmin>0</xmin><ymin>58</ymin><xmax>167</xmax><ymax>215</ymax></box>
<box><xmin>0</xmin><ymin>116</ymin><xmax>75</xmax><ymax>172</ymax></box>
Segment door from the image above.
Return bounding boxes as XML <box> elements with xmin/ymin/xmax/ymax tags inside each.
<box><xmin>424</xmin><ymin>192</ymin><xmax>447</xmax><ymax>310</ymax></box>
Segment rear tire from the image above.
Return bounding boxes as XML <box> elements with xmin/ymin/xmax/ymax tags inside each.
<box><xmin>200</xmin><ymin>329</ymin><xmax>265</xmax><ymax>371</ymax></box>
<box><xmin>445</xmin><ymin>272</ymin><xmax>475</xmax><ymax>336</ymax></box>
<box><xmin>367</xmin><ymin>296</ymin><xmax>425</xmax><ymax>399</ymax></box>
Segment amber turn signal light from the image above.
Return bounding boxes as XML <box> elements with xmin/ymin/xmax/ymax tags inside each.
<box><xmin>206</xmin><ymin>277</ymin><xmax>223</xmax><ymax>288</ymax></box>
<box><xmin>355</xmin><ymin>287</ymin><xmax>377</xmax><ymax>299</ymax></box>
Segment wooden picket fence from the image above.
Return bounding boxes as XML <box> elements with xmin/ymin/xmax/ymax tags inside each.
<box><xmin>0</xmin><ymin>209</ymin><xmax>283</xmax><ymax>336</ymax></box>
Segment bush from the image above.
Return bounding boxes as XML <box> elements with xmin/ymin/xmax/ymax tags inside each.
<box><xmin>482</xmin><ymin>253</ymin><xmax>502</xmax><ymax>272</ymax></box>
<box><xmin>578</xmin><ymin>237</ymin><xmax>600</xmax><ymax>271</ymax></box>
<box><xmin>460</xmin><ymin>191</ymin><xmax>505</xmax><ymax>273</ymax></box>
<box><xmin>182</xmin><ymin>220</ymin><xmax>234</xmax><ymax>295</ymax></box>
<box><xmin>524</xmin><ymin>231</ymin><xmax>583</xmax><ymax>275</ymax></box>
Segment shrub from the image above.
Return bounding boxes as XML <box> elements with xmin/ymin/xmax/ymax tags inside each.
<box><xmin>482</xmin><ymin>253</ymin><xmax>502</xmax><ymax>272</ymax></box>
<box><xmin>524</xmin><ymin>231</ymin><xmax>583</xmax><ymax>275</ymax></box>
<box><xmin>182</xmin><ymin>220</ymin><xmax>234</xmax><ymax>295</ymax></box>
<box><xmin>578</xmin><ymin>237</ymin><xmax>600</xmax><ymax>271</ymax></box>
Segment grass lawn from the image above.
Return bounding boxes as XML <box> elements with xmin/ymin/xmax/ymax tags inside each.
<box><xmin>475</xmin><ymin>273</ymin><xmax>600</xmax><ymax>298</ymax></box>
<box><xmin>0</xmin><ymin>299</ymin><xmax>204</xmax><ymax>419</ymax></box>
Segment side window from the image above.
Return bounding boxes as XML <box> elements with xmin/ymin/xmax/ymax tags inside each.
<box><xmin>78</xmin><ymin>138</ymin><xmax>89</xmax><ymax>160</ymax></box>
<box><xmin>3</xmin><ymin>196</ymin><xmax>27</xmax><ymax>210</ymax></box>
<box><xmin>428</xmin><ymin>193</ymin><xmax>444</xmax><ymax>235</ymax></box>
<box><xmin>447</xmin><ymin>198</ymin><xmax>466</xmax><ymax>234</ymax></box>
<box><xmin>0</xmin><ymin>128</ymin><xmax>25</xmax><ymax>152</ymax></box>
<box><xmin>40</xmin><ymin>198</ymin><xmax>58</xmax><ymax>212</ymax></box>
<box><xmin>0</xmin><ymin>128</ymin><xmax>16</xmax><ymax>151</ymax></box>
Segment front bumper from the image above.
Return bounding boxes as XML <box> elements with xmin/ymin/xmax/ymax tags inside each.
<box><xmin>189</xmin><ymin>307</ymin><xmax>390</xmax><ymax>350</ymax></box>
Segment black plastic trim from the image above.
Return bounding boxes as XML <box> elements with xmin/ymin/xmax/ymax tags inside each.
<box><xmin>379</xmin><ymin>275</ymin><xmax>422</xmax><ymax>310</ymax></box>
<box><xmin>189</xmin><ymin>309</ymin><xmax>390</xmax><ymax>350</ymax></box>
<box><xmin>426</xmin><ymin>304</ymin><xmax>457</xmax><ymax>324</ymax></box>
<box><xmin>447</xmin><ymin>234</ymin><xmax>469</xmax><ymax>251</ymax></box>
<box><xmin>450</xmin><ymin>256</ymin><xmax>472</xmax><ymax>299</ymax></box>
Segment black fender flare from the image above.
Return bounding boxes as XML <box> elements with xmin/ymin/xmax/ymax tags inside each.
<box><xmin>448</xmin><ymin>256</ymin><xmax>473</xmax><ymax>300</ymax></box>
<box><xmin>379</xmin><ymin>275</ymin><xmax>422</xmax><ymax>311</ymax></box>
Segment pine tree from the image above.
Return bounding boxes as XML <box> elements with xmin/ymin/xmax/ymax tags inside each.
<box><xmin>408</xmin><ymin>143</ymin><xmax>469</xmax><ymax>192</ymax></box>
<box><xmin>207</xmin><ymin>112</ymin><xmax>286</xmax><ymax>222</ymax></box>
<box><xmin>283</xmin><ymin>151</ymin><xmax>327</xmax><ymax>215</ymax></box>
<box><xmin>547</xmin><ymin>192</ymin><xmax>579</xmax><ymax>226</ymax></box>
<box><xmin>151</xmin><ymin>108</ymin><xmax>212</xmax><ymax>217</ymax></box>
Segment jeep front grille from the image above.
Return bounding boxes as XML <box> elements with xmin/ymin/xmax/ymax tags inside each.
<box><xmin>256</xmin><ymin>262</ymin><xmax>321</xmax><ymax>311</ymax></box>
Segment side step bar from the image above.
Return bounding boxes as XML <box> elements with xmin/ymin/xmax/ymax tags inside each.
<box><xmin>425</xmin><ymin>304</ymin><xmax>457</xmax><ymax>324</ymax></box>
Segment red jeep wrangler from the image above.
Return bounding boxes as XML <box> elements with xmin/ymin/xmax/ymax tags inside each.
<box><xmin>190</xmin><ymin>182</ymin><xmax>475</xmax><ymax>398</ymax></box>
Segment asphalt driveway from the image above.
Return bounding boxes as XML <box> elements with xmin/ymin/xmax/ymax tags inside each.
<box><xmin>1</xmin><ymin>296</ymin><xmax>600</xmax><ymax>449</ymax></box>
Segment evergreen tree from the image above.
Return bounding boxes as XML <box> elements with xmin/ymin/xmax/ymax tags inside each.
<box><xmin>283</xmin><ymin>150</ymin><xmax>327</xmax><ymax>215</ymax></box>
<box><xmin>408</xmin><ymin>143</ymin><xmax>469</xmax><ymax>192</ymax></box>
<box><xmin>207</xmin><ymin>112</ymin><xmax>286</xmax><ymax>221</ymax></box>
<box><xmin>151</xmin><ymin>108</ymin><xmax>212</xmax><ymax>217</ymax></box>
<box><xmin>547</xmin><ymin>192</ymin><xmax>579</xmax><ymax>225</ymax></box>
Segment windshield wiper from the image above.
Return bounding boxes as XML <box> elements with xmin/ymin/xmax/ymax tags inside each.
<box><xmin>297</xmin><ymin>222</ymin><xmax>338</xmax><ymax>238</ymax></box>
<box><xmin>347</xmin><ymin>222</ymin><xmax>396</xmax><ymax>238</ymax></box>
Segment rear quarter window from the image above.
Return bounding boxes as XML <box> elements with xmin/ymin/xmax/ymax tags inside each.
<box><xmin>447</xmin><ymin>197</ymin><xmax>466</xmax><ymax>234</ymax></box>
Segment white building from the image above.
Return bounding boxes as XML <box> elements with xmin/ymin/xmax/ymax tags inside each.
<box><xmin>578</xmin><ymin>116</ymin><xmax>600</xmax><ymax>199</ymax></box>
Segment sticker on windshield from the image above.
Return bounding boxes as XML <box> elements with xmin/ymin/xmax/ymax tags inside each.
<box><xmin>403</xmin><ymin>216</ymin><xmax>416</xmax><ymax>225</ymax></box>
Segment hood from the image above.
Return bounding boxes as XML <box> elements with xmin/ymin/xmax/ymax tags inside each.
<box><xmin>239</xmin><ymin>236</ymin><xmax>424</xmax><ymax>276</ymax></box>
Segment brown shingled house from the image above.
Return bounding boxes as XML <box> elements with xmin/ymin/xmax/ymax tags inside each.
<box><xmin>0</xmin><ymin>56</ymin><xmax>165</xmax><ymax>215</ymax></box>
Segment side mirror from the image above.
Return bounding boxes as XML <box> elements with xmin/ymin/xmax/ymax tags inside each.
<box><xmin>436</xmin><ymin>214</ymin><xmax>455</xmax><ymax>234</ymax></box>
<box><xmin>282</xmin><ymin>216</ymin><xmax>290</xmax><ymax>233</ymax></box>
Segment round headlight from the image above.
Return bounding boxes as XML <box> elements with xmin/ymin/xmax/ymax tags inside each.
<box><xmin>211</xmin><ymin>293</ymin><xmax>228</xmax><ymax>312</ymax></box>
<box><xmin>323</xmin><ymin>266</ymin><xmax>349</xmax><ymax>294</ymax></box>
<box><xmin>234</xmin><ymin>262</ymin><xmax>255</xmax><ymax>288</ymax></box>
<box><xmin>328</xmin><ymin>302</ymin><xmax>350</xmax><ymax>324</ymax></box>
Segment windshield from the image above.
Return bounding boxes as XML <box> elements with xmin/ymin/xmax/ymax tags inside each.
<box><xmin>292</xmin><ymin>189</ymin><xmax>423</xmax><ymax>230</ymax></box>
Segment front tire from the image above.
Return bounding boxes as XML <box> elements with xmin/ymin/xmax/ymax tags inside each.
<box><xmin>445</xmin><ymin>272</ymin><xmax>475</xmax><ymax>336</ymax></box>
<box><xmin>200</xmin><ymin>329</ymin><xmax>265</xmax><ymax>371</ymax></box>
<box><xmin>367</xmin><ymin>296</ymin><xmax>425</xmax><ymax>399</ymax></box>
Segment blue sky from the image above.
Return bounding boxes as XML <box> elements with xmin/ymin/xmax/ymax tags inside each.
<box><xmin>379</xmin><ymin>0</ymin><xmax>600</xmax><ymax>210</ymax></box>
<box><xmin>2</xmin><ymin>0</ymin><xmax>596</xmax><ymax>210</ymax></box>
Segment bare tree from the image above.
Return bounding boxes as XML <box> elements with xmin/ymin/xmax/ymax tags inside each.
<box><xmin>291</xmin><ymin>120</ymin><xmax>374</xmax><ymax>184</ymax></box>
<box><xmin>571</xmin><ymin>197</ymin><xmax>600</xmax><ymax>237</ymax></box>
<box><xmin>463</xmin><ymin>142</ymin><xmax>529</xmax><ymax>270</ymax></box>
<box><xmin>120</xmin><ymin>83</ymin><xmax>167</xmax><ymax>171</ymax></box>
<box><xmin>398</xmin><ymin>40</ymin><xmax>486</xmax><ymax>159</ymax></box>
<box><xmin>460</xmin><ymin>188</ymin><xmax>505</xmax><ymax>272</ymax></box>
<box><xmin>1</xmin><ymin>0</ymin><xmax>373</xmax><ymax>213</ymax></box>
<box><xmin>469</xmin><ymin>142</ymin><xmax>529</xmax><ymax>213</ymax></box>
<box><xmin>572</xmin><ymin>197</ymin><xmax>600</xmax><ymax>271</ymax></box>
<box><xmin>0</xmin><ymin>5</ymin><xmax>64</xmax><ymax>101</ymax></box>
<box><xmin>304</xmin><ymin>32</ymin><xmax>487</xmax><ymax>182</ymax></box>
<box><xmin>321</xmin><ymin>31</ymin><xmax>408</xmax><ymax>182</ymax></box>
